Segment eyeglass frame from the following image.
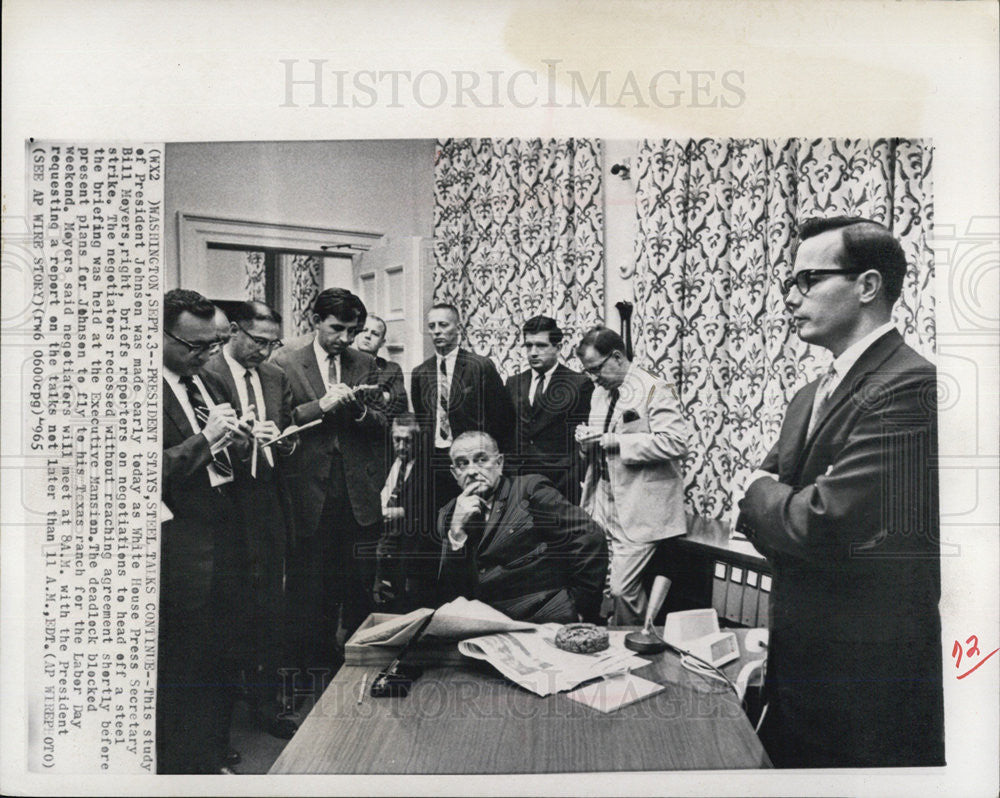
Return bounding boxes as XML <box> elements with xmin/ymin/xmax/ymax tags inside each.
<box><xmin>781</xmin><ymin>267</ymin><xmax>872</xmax><ymax>297</ymax></box>
<box><xmin>236</xmin><ymin>323</ymin><xmax>283</xmax><ymax>352</ymax></box>
<box><xmin>580</xmin><ymin>351</ymin><xmax>617</xmax><ymax>377</ymax></box>
<box><xmin>165</xmin><ymin>329</ymin><xmax>223</xmax><ymax>355</ymax></box>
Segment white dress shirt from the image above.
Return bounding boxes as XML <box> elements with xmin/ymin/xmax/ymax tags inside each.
<box><xmin>529</xmin><ymin>362</ymin><xmax>558</xmax><ymax>405</ymax></box>
<box><xmin>381</xmin><ymin>457</ymin><xmax>414</xmax><ymax>512</ymax></box>
<box><xmin>222</xmin><ymin>348</ymin><xmax>274</xmax><ymax>466</ymax></box>
<box><xmin>313</xmin><ymin>335</ymin><xmax>340</xmax><ymax>388</ymax></box>
<box><xmin>821</xmin><ymin>321</ymin><xmax>897</xmax><ymax>399</ymax></box>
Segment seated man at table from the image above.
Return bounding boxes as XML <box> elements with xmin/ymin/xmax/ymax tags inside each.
<box><xmin>437</xmin><ymin>431</ymin><xmax>608</xmax><ymax>623</ymax></box>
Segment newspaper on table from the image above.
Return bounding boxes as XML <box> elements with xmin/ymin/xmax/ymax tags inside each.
<box><xmin>458</xmin><ymin>627</ymin><xmax>651</xmax><ymax>697</ymax></box>
<box><xmin>349</xmin><ymin>597</ymin><xmax>536</xmax><ymax>646</ymax></box>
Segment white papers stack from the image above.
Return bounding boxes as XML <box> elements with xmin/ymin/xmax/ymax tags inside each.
<box><xmin>458</xmin><ymin>626</ymin><xmax>651</xmax><ymax>696</ymax></box>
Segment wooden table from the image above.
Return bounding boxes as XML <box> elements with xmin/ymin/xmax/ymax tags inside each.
<box><xmin>269</xmin><ymin>628</ymin><xmax>770</xmax><ymax>774</ymax></box>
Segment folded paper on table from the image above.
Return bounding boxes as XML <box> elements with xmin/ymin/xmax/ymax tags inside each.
<box><xmin>457</xmin><ymin>627</ymin><xmax>650</xmax><ymax>697</ymax></box>
<box><xmin>348</xmin><ymin>597</ymin><xmax>536</xmax><ymax>647</ymax></box>
<box><xmin>565</xmin><ymin>673</ymin><xmax>666</xmax><ymax>713</ymax></box>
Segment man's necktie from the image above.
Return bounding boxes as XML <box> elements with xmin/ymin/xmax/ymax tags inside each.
<box><xmin>180</xmin><ymin>376</ymin><xmax>233</xmax><ymax>477</ymax></box>
<box><xmin>599</xmin><ymin>387</ymin><xmax>620</xmax><ymax>481</ymax></box>
<box><xmin>437</xmin><ymin>358</ymin><xmax>451</xmax><ymax>443</ymax></box>
<box><xmin>386</xmin><ymin>460</ymin><xmax>407</xmax><ymax>509</ymax></box>
<box><xmin>529</xmin><ymin>374</ymin><xmax>541</xmax><ymax>409</ymax></box>
<box><xmin>328</xmin><ymin>353</ymin><xmax>339</xmax><ymax>386</ymax></box>
<box><xmin>243</xmin><ymin>370</ymin><xmax>273</xmax><ymax>470</ymax></box>
<box><xmin>807</xmin><ymin>364</ymin><xmax>838</xmax><ymax>437</ymax></box>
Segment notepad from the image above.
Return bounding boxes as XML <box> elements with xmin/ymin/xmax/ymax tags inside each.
<box><xmin>564</xmin><ymin>673</ymin><xmax>665</xmax><ymax>713</ymax></box>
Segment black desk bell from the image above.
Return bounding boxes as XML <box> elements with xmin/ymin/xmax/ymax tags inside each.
<box><xmin>625</xmin><ymin>575</ymin><xmax>671</xmax><ymax>654</ymax></box>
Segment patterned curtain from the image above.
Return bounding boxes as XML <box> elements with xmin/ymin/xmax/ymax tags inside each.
<box><xmin>243</xmin><ymin>251</ymin><xmax>266</xmax><ymax>301</ymax></box>
<box><xmin>284</xmin><ymin>253</ymin><xmax>320</xmax><ymax>335</ymax></box>
<box><xmin>632</xmin><ymin>138</ymin><xmax>934</xmax><ymax>521</ymax></box>
<box><xmin>433</xmin><ymin>138</ymin><xmax>605</xmax><ymax>377</ymax></box>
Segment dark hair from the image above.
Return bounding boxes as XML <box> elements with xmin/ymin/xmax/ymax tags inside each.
<box><xmin>313</xmin><ymin>288</ymin><xmax>367</xmax><ymax>326</ymax></box>
<box><xmin>522</xmin><ymin>315</ymin><xmax>563</xmax><ymax>345</ymax></box>
<box><xmin>230</xmin><ymin>300</ymin><xmax>282</xmax><ymax>326</ymax></box>
<box><xmin>164</xmin><ymin>288</ymin><xmax>215</xmax><ymax>333</ymax></box>
<box><xmin>429</xmin><ymin>302</ymin><xmax>460</xmax><ymax>322</ymax></box>
<box><xmin>576</xmin><ymin>325</ymin><xmax>626</xmax><ymax>358</ymax></box>
<box><xmin>798</xmin><ymin>216</ymin><xmax>907</xmax><ymax>305</ymax></box>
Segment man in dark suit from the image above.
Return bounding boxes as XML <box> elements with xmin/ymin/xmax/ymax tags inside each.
<box><xmin>354</xmin><ymin>313</ymin><xmax>408</xmax><ymax>420</ymax></box>
<box><xmin>437</xmin><ymin>431</ymin><xmax>607</xmax><ymax>623</ymax></box>
<box><xmin>737</xmin><ymin>217</ymin><xmax>944</xmax><ymax>768</ymax></box>
<box><xmin>273</xmin><ymin>288</ymin><xmax>388</xmax><ymax>669</ymax></box>
<box><xmin>159</xmin><ymin>289</ymin><xmax>248</xmax><ymax>773</ymax></box>
<box><xmin>372</xmin><ymin>413</ymin><xmax>434</xmax><ymax>611</ymax></box>
<box><xmin>506</xmin><ymin>315</ymin><xmax>593</xmax><ymax>503</ymax></box>
<box><xmin>410</xmin><ymin>303</ymin><xmax>516</xmax><ymax>594</ymax></box>
<box><xmin>203</xmin><ymin>300</ymin><xmax>298</xmax><ymax>740</ymax></box>
<box><xmin>411</xmin><ymin>303</ymin><xmax>516</xmax><ymax>508</ymax></box>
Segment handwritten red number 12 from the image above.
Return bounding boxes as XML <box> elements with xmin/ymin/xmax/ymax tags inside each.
<box><xmin>952</xmin><ymin>635</ymin><xmax>999</xmax><ymax>680</ymax></box>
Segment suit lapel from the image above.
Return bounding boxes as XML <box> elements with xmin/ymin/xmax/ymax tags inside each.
<box><xmin>297</xmin><ymin>345</ymin><xmax>328</xmax><ymax>400</ymax></box>
<box><xmin>209</xmin><ymin>353</ymin><xmax>242</xmax><ymax>414</ymax></box>
<box><xmin>793</xmin><ymin>329</ymin><xmax>903</xmax><ymax>473</ymax></box>
<box><xmin>163</xmin><ymin>378</ymin><xmax>194</xmax><ymax>440</ymax></box>
<box><xmin>782</xmin><ymin>382</ymin><xmax>818</xmax><ymax>478</ymax></box>
<box><xmin>478</xmin><ymin>478</ymin><xmax>512</xmax><ymax>553</ymax></box>
<box><xmin>259</xmin><ymin>367</ymin><xmax>282</xmax><ymax>423</ymax></box>
<box><xmin>449</xmin><ymin>350</ymin><xmax>467</xmax><ymax>408</ymax></box>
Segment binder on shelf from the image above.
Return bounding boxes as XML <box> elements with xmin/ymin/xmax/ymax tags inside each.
<box><xmin>711</xmin><ymin>561</ymin><xmax>728</xmax><ymax>617</ymax></box>
<box><xmin>757</xmin><ymin>573</ymin><xmax>772</xmax><ymax>626</ymax></box>
<box><xmin>724</xmin><ymin>566</ymin><xmax>744</xmax><ymax>623</ymax></box>
<box><xmin>741</xmin><ymin>569</ymin><xmax>759</xmax><ymax>627</ymax></box>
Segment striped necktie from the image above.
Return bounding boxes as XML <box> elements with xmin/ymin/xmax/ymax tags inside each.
<box><xmin>180</xmin><ymin>376</ymin><xmax>233</xmax><ymax>477</ymax></box>
<box><xmin>438</xmin><ymin>358</ymin><xmax>451</xmax><ymax>443</ymax></box>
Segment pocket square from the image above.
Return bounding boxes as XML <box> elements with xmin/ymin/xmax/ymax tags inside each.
<box><xmin>622</xmin><ymin>409</ymin><xmax>640</xmax><ymax>423</ymax></box>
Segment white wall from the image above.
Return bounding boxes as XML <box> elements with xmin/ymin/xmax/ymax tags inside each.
<box><xmin>164</xmin><ymin>139</ymin><xmax>437</xmax><ymax>287</ymax></box>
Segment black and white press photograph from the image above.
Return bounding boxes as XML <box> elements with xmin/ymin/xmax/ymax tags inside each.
<box><xmin>2</xmin><ymin>2</ymin><xmax>997</xmax><ymax>797</ymax></box>
<box><xmin>156</xmin><ymin>136</ymin><xmax>944</xmax><ymax>774</ymax></box>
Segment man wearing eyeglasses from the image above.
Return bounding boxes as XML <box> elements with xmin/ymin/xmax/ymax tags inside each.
<box><xmin>736</xmin><ymin>217</ymin><xmax>943</xmax><ymax>768</ymax></box>
<box><xmin>575</xmin><ymin>327</ymin><xmax>691</xmax><ymax>626</ymax></box>
<box><xmin>160</xmin><ymin>289</ymin><xmax>251</xmax><ymax>773</ymax></box>
<box><xmin>203</xmin><ymin>300</ymin><xmax>299</xmax><ymax>741</ymax></box>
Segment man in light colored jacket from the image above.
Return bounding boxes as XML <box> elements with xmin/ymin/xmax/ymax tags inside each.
<box><xmin>576</xmin><ymin>327</ymin><xmax>691</xmax><ymax>625</ymax></box>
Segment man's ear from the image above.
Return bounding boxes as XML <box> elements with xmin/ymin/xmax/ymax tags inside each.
<box><xmin>857</xmin><ymin>270</ymin><xmax>884</xmax><ymax>306</ymax></box>
<box><xmin>311</xmin><ymin>313</ymin><xmax>321</xmax><ymax>328</ymax></box>
<box><xmin>229</xmin><ymin>321</ymin><xmax>240</xmax><ymax>335</ymax></box>
<box><xmin>496</xmin><ymin>453</ymin><xmax>504</xmax><ymax>470</ymax></box>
